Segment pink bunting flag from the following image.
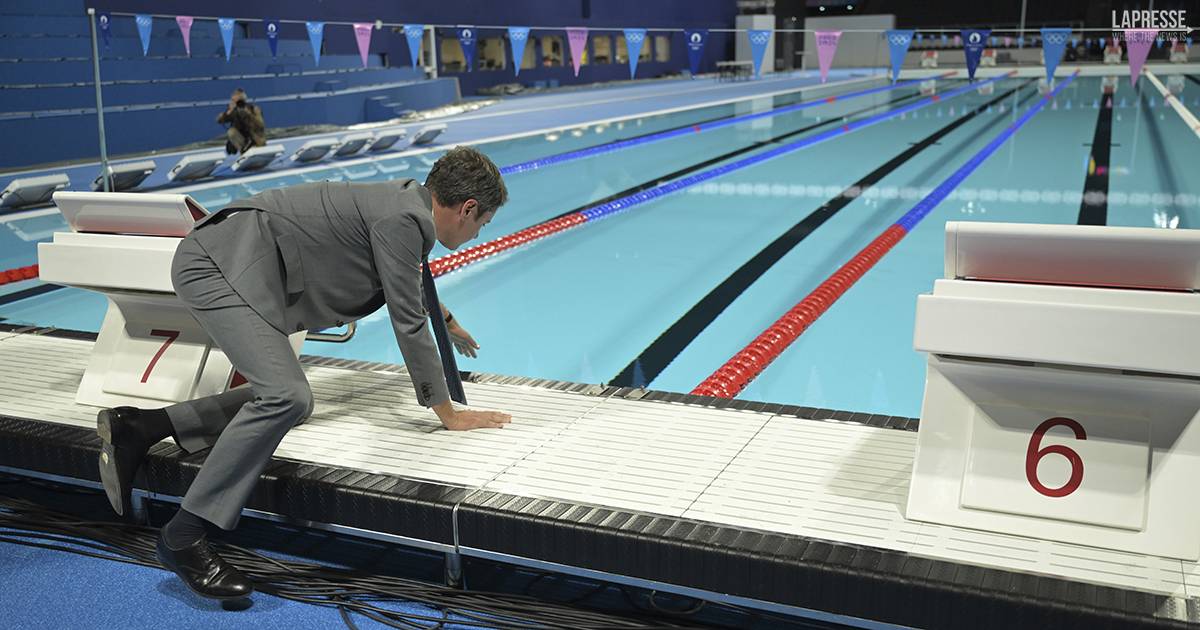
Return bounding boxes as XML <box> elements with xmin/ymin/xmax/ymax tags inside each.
<box><xmin>353</xmin><ymin>23</ymin><xmax>373</xmax><ymax>68</ymax></box>
<box><xmin>1124</xmin><ymin>29</ymin><xmax>1158</xmax><ymax>86</ymax></box>
<box><xmin>1004</xmin><ymin>36</ymin><xmax>1012</xmax><ymax>46</ymax></box>
<box><xmin>176</xmin><ymin>16</ymin><xmax>194</xmax><ymax>57</ymax></box>
<box><xmin>566</xmin><ymin>27</ymin><xmax>588</xmax><ymax>77</ymax></box>
<box><xmin>953</xmin><ymin>34</ymin><xmax>961</xmax><ymax>46</ymax></box>
<box><xmin>815</xmin><ymin>31</ymin><xmax>842</xmax><ymax>83</ymax></box>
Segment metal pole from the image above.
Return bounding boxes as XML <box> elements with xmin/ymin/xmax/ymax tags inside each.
<box><xmin>1018</xmin><ymin>0</ymin><xmax>1027</xmax><ymax>49</ymax></box>
<box><xmin>427</xmin><ymin>26</ymin><xmax>439</xmax><ymax>78</ymax></box>
<box><xmin>87</xmin><ymin>8</ymin><xmax>111</xmax><ymax>192</ymax></box>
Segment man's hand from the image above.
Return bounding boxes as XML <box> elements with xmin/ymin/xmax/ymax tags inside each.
<box><xmin>446</xmin><ymin>320</ymin><xmax>480</xmax><ymax>358</ymax></box>
<box><xmin>433</xmin><ymin>401</ymin><xmax>511</xmax><ymax>431</ymax></box>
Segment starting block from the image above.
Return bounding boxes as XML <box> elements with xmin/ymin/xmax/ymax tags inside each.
<box><xmin>1037</xmin><ymin>78</ymin><xmax>1054</xmax><ymax>96</ymax></box>
<box><xmin>920</xmin><ymin>50</ymin><xmax>939</xmax><ymax>68</ymax></box>
<box><xmin>919</xmin><ymin>79</ymin><xmax>937</xmax><ymax>96</ymax></box>
<box><xmin>37</xmin><ymin>192</ymin><xmax>304</xmax><ymax>409</ymax></box>
<box><xmin>908</xmin><ymin>221</ymin><xmax>1200</xmax><ymax>560</ymax></box>
<box><xmin>980</xmin><ymin>49</ymin><xmax>997</xmax><ymax>66</ymax></box>
<box><xmin>975</xmin><ymin>81</ymin><xmax>994</xmax><ymax>96</ymax></box>
<box><xmin>1101</xmin><ymin>75</ymin><xmax>1118</xmax><ymax>95</ymax></box>
<box><xmin>1103</xmin><ymin>45</ymin><xmax>1122</xmax><ymax>64</ymax></box>
<box><xmin>1169</xmin><ymin>42</ymin><xmax>1188</xmax><ymax>63</ymax></box>
<box><xmin>1168</xmin><ymin>74</ymin><xmax>1185</xmax><ymax>95</ymax></box>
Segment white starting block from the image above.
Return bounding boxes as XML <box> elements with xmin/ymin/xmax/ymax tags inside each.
<box><xmin>920</xmin><ymin>50</ymin><xmax>939</xmax><ymax>68</ymax></box>
<box><xmin>411</xmin><ymin>124</ymin><xmax>448</xmax><ymax>146</ymax></box>
<box><xmin>1037</xmin><ymin>78</ymin><xmax>1054</xmax><ymax>96</ymax></box>
<box><xmin>919</xmin><ymin>79</ymin><xmax>937</xmax><ymax>96</ymax></box>
<box><xmin>908</xmin><ymin>221</ymin><xmax>1200</xmax><ymax>560</ymax></box>
<box><xmin>230</xmin><ymin>145</ymin><xmax>285</xmax><ymax>173</ymax></box>
<box><xmin>1103</xmin><ymin>45</ymin><xmax>1122</xmax><ymax>64</ymax></box>
<box><xmin>334</xmin><ymin>132</ymin><xmax>375</xmax><ymax>157</ymax></box>
<box><xmin>1101</xmin><ymin>75</ymin><xmax>1118</xmax><ymax>95</ymax></box>
<box><xmin>367</xmin><ymin>129</ymin><xmax>408</xmax><ymax>152</ymax></box>
<box><xmin>975</xmin><ymin>81</ymin><xmax>994</xmax><ymax>96</ymax></box>
<box><xmin>1169</xmin><ymin>42</ymin><xmax>1188</xmax><ymax>63</ymax></box>
<box><xmin>1168</xmin><ymin>74</ymin><xmax>1186</xmax><ymax>95</ymax></box>
<box><xmin>288</xmin><ymin>138</ymin><xmax>339</xmax><ymax>164</ymax></box>
<box><xmin>37</xmin><ymin>191</ymin><xmax>304</xmax><ymax>409</ymax></box>
<box><xmin>980</xmin><ymin>48</ymin><xmax>997</xmax><ymax>66</ymax></box>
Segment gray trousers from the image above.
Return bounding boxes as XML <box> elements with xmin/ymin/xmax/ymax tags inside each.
<box><xmin>164</xmin><ymin>236</ymin><xmax>313</xmax><ymax>530</ymax></box>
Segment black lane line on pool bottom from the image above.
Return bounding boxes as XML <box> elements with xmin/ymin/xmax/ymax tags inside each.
<box><xmin>610</xmin><ymin>80</ymin><xmax>1036</xmax><ymax>389</ymax></box>
<box><xmin>0</xmin><ymin>283</ymin><xmax>61</xmax><ymax>307</ymax></box>
<box><xmin>540</xmin><ymin>89</ymin><xmax>933</xmax><ymax>224</ymax></box>
<box><xmin>1077</xmin><ymin>93</ymin><xmax>1115</xmax><ymax>226</ymax></box>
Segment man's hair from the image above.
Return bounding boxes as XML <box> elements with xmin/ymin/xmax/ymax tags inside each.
<box><xmin>424</xmin><ymin>146</ymin><xmax>507</xmax><ymax>216</ymax></box>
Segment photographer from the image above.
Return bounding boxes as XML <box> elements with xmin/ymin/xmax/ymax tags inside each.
<box><xmin>217</xmin><ymin>88</ymin><xmax>266</xmax><ymax>155</ymax></box>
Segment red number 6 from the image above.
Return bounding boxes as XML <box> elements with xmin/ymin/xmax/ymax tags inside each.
<box><xmin>1025</xmin><ymin>417</ymin><xmax>1086</xmax><ymax>498</ymax></box>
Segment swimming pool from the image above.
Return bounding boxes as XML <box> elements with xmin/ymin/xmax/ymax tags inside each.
<box><xmin>3</xmin><ymin>75</ymin><xmax>1198</xmax><ymax>419</ymax></box>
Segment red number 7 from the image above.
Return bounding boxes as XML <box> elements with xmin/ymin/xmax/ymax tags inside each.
<box><xmin>141</xmin><ymin>329</ymin><xmax>180</xmax><ymax>383</ymax></box>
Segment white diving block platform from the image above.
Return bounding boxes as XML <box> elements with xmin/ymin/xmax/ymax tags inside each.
<box><xmin>91</xmin><ymin>160</ymin><xmax>156</xmax><ymax>192</ymax></box>
<box><xmin>0</xmin><ymin>173</ymin><xmax>70</xmax><ymax>209</ymax></box>
<box><xmin>920</xmin><ymin>50</ymin><xmax>938</xmax><ymax>68</ymax></box>
<box><xmin>411</xmin><ymin>124</ymin><xmax>447</xmax><ymax>146</ymax></box>
<box><xmin>1169</xmin><ymin>43</ymin><xmax>1188</xmax><ymax>63</ymax></box>
<box><xmin>367</xmin><ymin>129</ymin><xmax>407</xmax><ymax>152</ymax></box>
<box><xmin>334</xmin><ymin>132</ymin><xmax>375</xmax><ymax>157</ymax></box>
<box><xmin>908</xmin><ymin>221</ymin><xmax>1200</xmax><ymax>560</ymax></box>
<box><xmin>289</xmin><ymin>138</ymin><xmax>339</xmax><ymax>164</ymax></box>
<box><xmin>37</xmin><ymin>191</ymin><xmax>303</xmax><ymax>409</ymax></box>
<box><xmin>980</xmin><ymin>48</ymin><xmax>996</xmax><ymax>66</ymax></box>
<box><xmin>1103</xmin><ymin>46</ymin><xmax>1122</xmax><ymax>64</ymax></box>
<box><xmin>230</xmin><ymin>145</ymin><xmax>285</xmax><ymax>172</ymax></box>
<box><xmin>166</xmin><ymin>151</ymin><xmax>228</xmax><ymax>182</ymax></box>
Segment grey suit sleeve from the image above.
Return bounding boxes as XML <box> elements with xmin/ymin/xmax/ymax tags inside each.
<box><xmin>369</xmin><ymin>215</ymin><xmax>450</xmax><ymax>408</ymax></box>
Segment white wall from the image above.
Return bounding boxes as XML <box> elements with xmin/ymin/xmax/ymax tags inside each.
<box><xmin>802</xmin><ymin>14</ymin><xmax>895</xmax><ymax>70</ymax></box>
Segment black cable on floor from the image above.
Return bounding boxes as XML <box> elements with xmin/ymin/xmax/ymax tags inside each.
<box><xmin>0</xmin><ymin>493</ymin><xmax>708</xmax><ymax>630</ymax></box>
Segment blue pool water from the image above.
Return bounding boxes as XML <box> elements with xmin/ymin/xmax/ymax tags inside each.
<box><xmin>3</xmin><ymin>75</ymin><xmax>1198</xmax><ymax>418</ymax></box>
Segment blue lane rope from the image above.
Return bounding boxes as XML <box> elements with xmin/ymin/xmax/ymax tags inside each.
<box><xmin>894</xmin><ymin>73</ymin><xmax>1077</xmax><ymax>233</ymax></box>
<box><xmin>573</xmin><ymin>73</ymin><xmax>1011</xmax><ymax>224</ymax></box>
<box><xmin>499</xmin><ymin>75</ymin><xmax>946</xmax><ymax>176</ymax></box>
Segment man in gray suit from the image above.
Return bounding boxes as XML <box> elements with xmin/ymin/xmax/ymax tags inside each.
<box><xmin>96</xmin><ymin>146</ymin><xmax>511</xmax><ymax>600</ymax></box>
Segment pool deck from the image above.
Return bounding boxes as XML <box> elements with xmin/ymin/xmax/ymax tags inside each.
<box><xmin>1</xmin><ymin>325</ymin><xmax>1196</xmax><ymax>628</ymax></box>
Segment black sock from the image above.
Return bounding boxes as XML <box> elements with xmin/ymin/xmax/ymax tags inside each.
<box><xmin>123</xmin><ymin>407</ymin><xmax>175</xmax><ymax>451</ymax></box>
<box><xmin>163</xmin><ymin>508</ymin><xmax>210</xmax><ymax>550</ymax></box>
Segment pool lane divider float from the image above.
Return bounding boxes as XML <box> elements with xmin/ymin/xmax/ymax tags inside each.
<box><xmin>0</xmin><ymin>264</ymin><xmax>38</xmax><ymax>286</ymax></box>
<box><xmin>609</xmin><ymin>80</ymin><xmax>1036</xmax><ymax>388</ymax></box>
<box><xmin>691</xmin><ymin>72</ymin><xmax>1079</xmax><ymax>399</ymax></box>
<box><xmin>499</xmin><ymin>72</ymin><xmax>957</xmax><ymax>176</ymax></box>
<box><xmin>429</xmin><ymin>71</ymin><xmax>1014</xmax><ymax>278</ymax></box>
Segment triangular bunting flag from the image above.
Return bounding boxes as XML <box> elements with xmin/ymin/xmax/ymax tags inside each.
<box><xmin>566</xmin><ymin>27</ymin><xmax>588</xmax><ymax>76</ymax></box>
<box><xmin>353</xmin><ymin>23</ymin><xmax>373</xmax><ymax>68</ymax></box>
<box><xmin>176</xmin><ymin>16</ymin><xmax>193</xmax><ymax>57</ymax></box>
<box><xmin>306</xmin><ymin>22</ymin><xmax>325</xmax><ymax>66</ymax></box>
<box><xmin>623</xmin><ymin>28</ymin><xmax>646</xmax><ymax>79</ymax></box>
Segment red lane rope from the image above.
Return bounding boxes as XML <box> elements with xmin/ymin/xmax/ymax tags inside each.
<box><xmin>691</xmin><ymin>226</ymin><xmax>906</xmax><ymax>398</ymax></box>
<box><xmin>0</xmin><ymin>265</ymin><xmax>39</xmax><ymax>286</ymax></box>
<box><xmin>428</xmin><ymin>214</ymin><xmax>587</xmax><ymax>277</ymax></box>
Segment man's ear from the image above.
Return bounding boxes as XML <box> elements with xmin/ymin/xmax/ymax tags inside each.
<box><xmin>462</xmin><ymin>199</ymin><xmax>478</xmax><ymax>218</ymax></box>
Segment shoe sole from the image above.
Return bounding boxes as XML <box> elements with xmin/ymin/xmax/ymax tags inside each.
<box><xmin>96</xmin><ymin>409</ymin><xmax>128</xmax><ymax>517</ymax></box>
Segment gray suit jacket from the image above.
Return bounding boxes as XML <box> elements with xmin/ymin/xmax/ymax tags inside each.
<box><xmin>185</xmin><ymin>178</ymin><xmax>449</xmax><ymax>407</ymax></box>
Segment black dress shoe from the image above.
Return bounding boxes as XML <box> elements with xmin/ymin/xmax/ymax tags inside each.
<box><xmin>96</xmin><ymin>406</ymin><xmax>151</xmax><ymax>517</ymax></box>
<box><xmin>156</xmin><ymin>533</ymin><xmax>254</xmax><ymax>600</ymax></box>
